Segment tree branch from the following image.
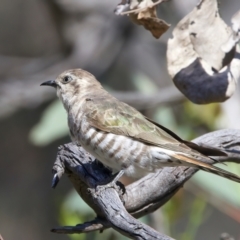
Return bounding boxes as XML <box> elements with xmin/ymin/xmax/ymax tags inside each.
<box><xmin>51</xmin><ymin>129</ymin><xmax>240</xmax><ymax>239</ymax></box>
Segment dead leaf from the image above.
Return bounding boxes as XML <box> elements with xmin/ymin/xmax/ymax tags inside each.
<box><xmin>115</xmin><ymin>0</ymin><xmax>170</xmax><ymax>39</ymax></box>
<box><xmin>131</xmin><ymin>5</ymin><xmax>170</xmax><ymax>38</ymax></box>
<box><xmin>167</xmin><ymin>0</ymin><xmax>240</xmax><ymax>104</ymax></box>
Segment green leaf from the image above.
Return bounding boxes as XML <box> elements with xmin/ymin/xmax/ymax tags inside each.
<box><xmin>29</xmin><ymin>100</ymin><xmax>69</xmax><ymax>146</ymax></box>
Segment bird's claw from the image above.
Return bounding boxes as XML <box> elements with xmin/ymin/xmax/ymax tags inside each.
<box><xmin>51</xmin><ymin>166</ymin><xmax>65</xmax><ymax>188</ymax></box>
<box><xmin>52</xmin><ymin>172</ymin><xmax>60</xmax><ymax>188</ymax></box>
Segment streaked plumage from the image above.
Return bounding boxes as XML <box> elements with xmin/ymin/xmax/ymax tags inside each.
<box><xmin>41</xmin><ymin>69</ymin><xmax>240</xmax><ymax>183</ymax></box>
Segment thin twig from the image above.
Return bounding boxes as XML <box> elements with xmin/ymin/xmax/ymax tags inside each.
<box><xmin>119</xmin><ymin>0</ymin><xmax>168</xmax><ymax>15</ymax></box>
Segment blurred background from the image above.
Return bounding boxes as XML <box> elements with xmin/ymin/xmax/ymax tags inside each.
<box><xmin>1</xmin><ymin>0</ymin><xmax>240</xmax><ymax>239</ymax></box>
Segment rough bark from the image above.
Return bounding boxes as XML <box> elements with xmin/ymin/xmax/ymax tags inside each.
<box><xmin>51</xmin><ymin>129</ymin><xmax>240</xmax><ymax>239</ymax></box>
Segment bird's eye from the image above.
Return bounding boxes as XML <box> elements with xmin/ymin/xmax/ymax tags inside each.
<box><xmin>62</xmin><ymin>75</ymin><xmax>72</xmax><ymax>83</ymax></box>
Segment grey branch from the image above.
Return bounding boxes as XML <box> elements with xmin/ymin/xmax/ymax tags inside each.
<box><xmin>0</xmin><ymin>73</ymin><xmax>182</xmax><ymax>118</ymax></box>
<box><xmin>112</xmin><ymin>86</ymin><xmax>182</xmax><ymax>110</ymax></box>
<box><xmin>51</xmin><ymin>129</ymin><xmax>240</xmax><ymax>239</ymax></box>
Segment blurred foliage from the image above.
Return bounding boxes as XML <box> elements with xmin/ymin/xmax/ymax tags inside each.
<box><xmin>59</xmin><ymin>190</ymin><xmax>91</xmax><ymax>240</ymax></box>
<box><xmin>183</xmin><ymin>101</ymin><xmax>221</xmax><ymax>129</ymax></box>
<box><xmin>192</xmin><ymin>163</ymin><xmax>240</xmax><ymax>209</ymax></box>
<box><xmin>174</xmin><ymin>101</ymin><xmax>221</xmax><ymax>140</ymax></box>
<box><xmin>180</xmin><ymin>101</ymin><xmax>221</xmax><ymax>142</ymax></box>
<box><xmin>161</xmin><ymin>191</ymin><xmax>208</xmax><ymax>239</ymax></box>
<box><xmin>30</xmin><ymin>70</ymin><xmax>240</xmax><ymax>239</ymax></box>
<box><xmin>131</xmin><ymin>71</ymin><xmax>158</xmax><ymax>94</ymax></box>
<box><xmin>179</xmin><ymin>196</ymin><xmax>208</xmax><ymax>240</ymax></box>
<box><xmin>29</xmin><ymin>100</ymin><xmax>68</xmax><ymax>146</ymax></box>
<box><xmin>60</xmin><ymin>190</ymin><xmax>135</xmax><ymax>240</ymax></box>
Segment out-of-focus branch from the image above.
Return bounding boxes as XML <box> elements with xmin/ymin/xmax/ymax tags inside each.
<box><xmin>220</xmin><ymin>232</ymin><xmax>235</xmax><ymax>240</ymax></box>
<box><xmin>0</xmin><ymin>76</ymin><xmax>183</xmax><ymax>118</ymax></box>
<box><xmin>51</xmin><ymin>129</ymin><xmax>240</xmax><ymax>238</ymax></box>
<box><xmin>112</xmin><ymin>86</ymin><xmax>183</xmax><ymax>109</ymax></box>
<box><xmin>52</xmin><ymin>218</ymin><xmax>110</xmax><ymax>234</ymax></box>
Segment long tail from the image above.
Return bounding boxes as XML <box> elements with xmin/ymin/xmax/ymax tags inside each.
<box><xmin>175</xmin><ymin>154</ymin><xmax>240</xmax><ymax>183</ymax></box>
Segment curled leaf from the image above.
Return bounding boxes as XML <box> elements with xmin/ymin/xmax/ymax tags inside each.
<box><xmin>167</xmin><ymin>0</ymin><xmax>240</xmax><ymax>104</ymax></box>
<box><xmin>115</xmin><ymin>0</ymin><xmax>170</xmax><ymax>39</ymax></box>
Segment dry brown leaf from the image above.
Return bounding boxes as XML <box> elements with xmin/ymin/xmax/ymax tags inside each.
<box><xmin>131</xmin><ymin>6</ymin><xmax>170</xmax><ymax>38</ymax></box>
<box><xmin>115</xmin><ymin>0</ymin><xmax>170</xmax><ymax>39</ymax></box>
<box><xmin>136</xmin><ymin>17</ymin><xmax>170</xmax><ymax>39</ymax></box>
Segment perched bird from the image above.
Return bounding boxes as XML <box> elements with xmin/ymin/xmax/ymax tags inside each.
<box><xmin>41</xmin><ymin>69</ymin><xmax>240</xmax><ymax>183</ymax></box>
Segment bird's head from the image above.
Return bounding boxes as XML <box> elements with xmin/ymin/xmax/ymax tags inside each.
<box><xmin>41</xmin><ymin>69</ymin><xmax>102</xmax><ymax>110</ymax></box>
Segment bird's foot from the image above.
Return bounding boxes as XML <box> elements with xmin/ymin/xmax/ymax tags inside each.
<box><xmin>110</xmin><ymin>170</ymin><xmax>125</xmax><ymax>185</ymax></box>
<box><xmin>93</xmin><ymin>170</ymin><xmax>126</xmax><ymax>203</ymax></box>
<box><xmin>51</xmin><ymin>164</ymin><xmax>65</xmax><ymax>188</ymax></box>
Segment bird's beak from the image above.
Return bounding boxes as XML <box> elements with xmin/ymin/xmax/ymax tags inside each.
<box><xmin>40</xmin><ymin>80</ymin><xmax>58</xmax><ymax>88</ymax></box>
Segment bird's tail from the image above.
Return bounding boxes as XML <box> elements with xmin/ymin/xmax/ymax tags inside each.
<box><xmin>175</xmin><ymin>154</ymin><xmax>240</xmax><ymax>183</ymax></box>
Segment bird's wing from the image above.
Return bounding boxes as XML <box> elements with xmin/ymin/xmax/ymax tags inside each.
<box><xmin>83</xmin><ymin>96</ymin><xmax>222</xmax><ymax>156</ymax></box>
<box><xmin>84</xmin><ymin>97</ymin><xmax>196</xmax><ymax>152</ymax></box>
<box><xmin>84</xmin><ymin>97</ymin><xmax>179</xmax><ymax>145</ymax></box>
<box><xmin>83</xmin><ymin>97</ymin><xmax>240</xmax><ymax>183</ymax></box>
<box><xmin>145</xmin><ymin>117</ymin><xmax>226</xmax><ymax>157</ymax></box>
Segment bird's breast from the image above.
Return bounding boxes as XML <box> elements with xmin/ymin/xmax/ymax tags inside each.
<box><xmin>69</xmin><ymin>119</ymin><xmax>183</xmax><ymax>179</ymax></box>
<box><xmin>73</xmin><ymin>121</ymin><xmax>154</xmax><ymax>178</ymax></box>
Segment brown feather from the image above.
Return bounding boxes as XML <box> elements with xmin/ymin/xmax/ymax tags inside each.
<box><xmin>84</xmin><ymin>96</ymin><xmax>226</xmax><ymax>163</ymax></box>
<box><xmin>146</xmin><ymin>117</ymin><xmax>226</xmax><ymax>157</ymax></box>
<box><xmin>174</xmin><ymin>154</ymin><xmax>240</xmax><ymax>183</ymax></box>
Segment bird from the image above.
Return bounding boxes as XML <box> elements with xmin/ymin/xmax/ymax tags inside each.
<box><xmin>41</xmin><ymin>69</ymin><xmax>240</xmax><ymax>183</ymax></box>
